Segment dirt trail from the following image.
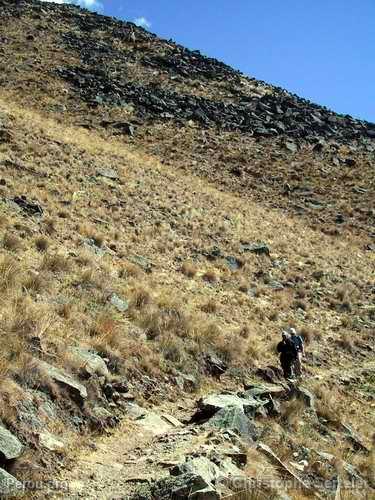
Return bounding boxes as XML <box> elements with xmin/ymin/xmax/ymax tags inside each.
<box><xmin>44</xmin><ymin>360</ymin><xmax>375</xmax><ymax>499</ymax></box>
<box><xmin>47</xmin><ymin>399</ymin><xmax>199</xmax><ymax>499</ymax></box>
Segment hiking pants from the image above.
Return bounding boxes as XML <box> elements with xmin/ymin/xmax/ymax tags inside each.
<box><xmin>295</xmin><ymin>352</ymin><xmax>302</xmax><ymax>376</ymax></box>
<box><xmin>280</xmin><ymin>357</ymin><xmax>294</xmax><ymax>379</ymax></box>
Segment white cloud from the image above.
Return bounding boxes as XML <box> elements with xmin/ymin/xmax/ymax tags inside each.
<box><xmin>40</xmin><ymin>0</ymin><xmax>103</xmax><ymax>11</ymax></box>
<box><xmin>133</xmin><ymin>16</ymin><xmax>151</xmax><ymax>29</ymax></box>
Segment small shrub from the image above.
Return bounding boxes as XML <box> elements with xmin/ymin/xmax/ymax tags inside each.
<box><xmin>89</xmin><ymin>313</ymin><xmax>120</xmax><ymax>348</ymax></box>
<box><xmin>44</xmin><ymin>218</ymin><xmax>56</xmax><ymax>235</ymax></box>
<box><xmin>34</xmin><ymin>236</ymin><xmax>49</xmax><ymax>252</ymax></box>
<box><xmin>239</xmin><ymin>326</ymin><xmax>250</xmax><ymax>339</ymax></box>
<box><xmin>300</xmin><ymin>326</ymin><xmax>321</xmax><ymax>344</ymax></box>
<box><xmin>202</xmin><ymin>270</ymin><xmax>218</xmax><ymax>284</ymax></box>
<box><xmin>200</xmin><ymin>299</ymin><xmax>218</xmax><ymax>314</ymax></box>
<box><xmin>337</xmin><ymin>332</ymin><xmax>354</xmax><ymax>351</ymax></box>
<box><xmin>130</xmin><ymin>287</ymin><xmax>152</xmax><ymax>309</ymax></box>
<box><xmin>22</xmin><ymin>272</ymin><xmax>46</xmax><ymax>294</ymax></box>
<box><xmin>3</xmin><ymin>232</ymin><xmax>22</xmax><ymax>251</ymax></box>
<box><xmin>118</xmin><ymin>262</ymin><xmax>141</xmax><ymax>279</ymax></box>
<box><xmin>40</xmin><ymin>253</ymin><xmax>70</xmax><ymax>273</ymax></box>
<box><xmin>181</xmin><ymin>262</ymin><xmax>197</xmax><ymax>278</ymax></box>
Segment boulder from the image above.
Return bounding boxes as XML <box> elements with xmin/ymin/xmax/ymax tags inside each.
<box><xmin>0</xmin><ymin>425</ymin><xmax>24</xmax><ymax>460</ymax></box>
<box><xmin>175</xmin><ymin>372</ymin><xmax>198</xmax><ymax>392</ymax></box>
<box><xmin>0</xmin><ymin>468</ymin><xmax>23</xmax><ymax>497</ymax></box>
<box><xmin>39</xmin><ymin>361</ymin><xmax>87</xmax><ymax>402</ymax></box>
<box><xmin>256</xmin><ymin>366</ymin><xmax>284</xmax><ymax>384</ymax></box>
<box><xmin>69</xmin><ymin>347</ymin><xmax>109</xmax><ymax>379</ymax></box>
<box><xmin>203</xmin><ymin>354</ymin><xmax>227</xmax><ymax>378</ymax></box>
<box><xmin>109</xmin><ymin>293</ymin><xmax>129</xmax><ymax>312</ymax></box>
<box><xmin>152</xmin><ymin>473</ymin><xmax>218</xmax><ymax>500</ymax></box>
<box><xmin>171</xmin><ymin>457</ymin><xmax>222</xmax><ymax>485</ymax></box>
<box><xmin>207</xmin><ymin>406</ymin><xmax>258</xmax><ymax>442</ymax></box>
<box><xmin>39</xmin><ymin>431</ymin><xmax>65</xmax><ymax>452</ymax></box>
<box><xmin>294</xmin><ymin>386</ymin><xmax>316</xmax><ymax>410</ymax></box>
<box><xmin>194</xmin><ymin>393</ymin><xmax>262</xmax><ymax>422</ymax></box>
<box><xmin>83</xmin><ymin>238</ymin><xmax>106</xmax><ymax>257</ymax></box>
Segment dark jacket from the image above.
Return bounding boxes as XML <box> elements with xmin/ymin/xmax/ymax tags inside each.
<box><xmin>277</xmin><ymin>339</ymin><xmax>297</xmax><ymax>362</ymax></box>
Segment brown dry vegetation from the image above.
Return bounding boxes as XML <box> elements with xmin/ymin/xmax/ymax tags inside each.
<box><xmin>0</xmin><ymin>2</ymin><xmax>373</xmax><ymax>496</ymax></box>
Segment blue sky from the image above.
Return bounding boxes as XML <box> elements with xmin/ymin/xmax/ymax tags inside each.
<box><xmin>47</xmin><ymin>0</ymin><xmax>375</xmax><ymax>122</ymax></box>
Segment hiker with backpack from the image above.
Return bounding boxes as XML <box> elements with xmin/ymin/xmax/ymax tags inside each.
<box><xmin>277</xmin><ymin>331</ymin><xmax>298</xmax><ymax>380</ymax></box>
<box><xmin>289</xmin><ymin>327</ymin><xmax>305</xmax><ymax>377</ymax></box>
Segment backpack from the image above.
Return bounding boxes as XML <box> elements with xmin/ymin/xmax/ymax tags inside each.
<box><xmin>291</xmin><ymin>335</ymin><xmax>303</xmax><ymax>352</ymax></box>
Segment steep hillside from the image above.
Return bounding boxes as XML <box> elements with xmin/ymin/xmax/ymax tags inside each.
<box><xmin>0</xmin><ymin>1</ymin><xmax>373</xmax><ymax>499</ymax></box>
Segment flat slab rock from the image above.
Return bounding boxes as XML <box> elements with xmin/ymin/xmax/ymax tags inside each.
<box><xmin>196</xmin><ymin>393</ymin><xmax>261</xmax><ymax>420</ymax></box>
<box><xmin>242</xmin><ymin>383</ymin><xmax>287</xmax><ymax>398</ymax></box>
<box><xmin>39</xmin><ymin>361</ymin><xmax>87</xmax><ymax>400</ymax></box>
<box><xmin>207</xmin><ymin>406</ymin><xmax>258</xmax><ymax>442</ymax></box>
<box><xmin>0</xmin><ymin>467</ymin><xmax>24</xmax><ymax>497</ymax></box>
<box><xmin>134</xmin><ymin>409</ymin><xmax>183</xmax><ymax>436</ymax></box>
<box><xmin>0</xmin><ymin>424</ymin><xmax>24</xmax><ymax>460</ymax></box>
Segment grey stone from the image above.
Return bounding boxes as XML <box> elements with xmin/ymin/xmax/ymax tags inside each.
<box><xmin>204</xmin><ymin>354</ymin><xmax>227</xmax><ymax>378</ymax></box>
<box><xmin>0</xmin><ymin>468</ymin><xmax>24</xmax><ymax>497</ymax></box>
<box><xmin>295</xmin><ymin>386</ymin><xmax>315</xmax><ymax>410</ymax></box>
<box><xmin>224</xmin><ymin>256</ymin><xmax>242</xmax><ymax>271</ymax></box>
<box><xmin>171</xmin><ymin>457</ymin><xmax>222</xmax><ymax>485</ymax></box>
<box><xmin>39</xmin><ymin>361</ymin><xmax>87</xmax><ymax>401</ymax></box>
<box><xmin>152</xmin><ymin>473</ymin><xmax>217</xmax><ymax>500</ymax></box>
<box><xmin>240</xmin><ymin>242</ymin><xmax>270</xmax><ymax>256</ymax></box>
<box><xmin>0</xmin><ymin>425</ymin><xmax>24</xmax><ymax>460</ymax></box>
<box><xmin>195</xmin><ymin>393</ymin><xmax>262</xmax><ymax>422</ymax></box>
<box><xmin>207</xmin><ymin>406</ymin><xmax>258</xmax><ymax>442</ymax></box>
<box><xmin>135</xmin><ymin>411</ymin><xmax>173</xmax><ymax>435</ymax></box>
<box><xmin>96</xmin><ymin>167</ymin><xmax>119</xmax><ymax>180</ymax></box>
<box><xmin>268</xmin><ymin>280</ymin><xmax>284</xmax><ymax>290</ymax></box>
<box><xmin>83</xmin><ymin>238</ymin><xmax>106</xmax><ymax>256</ymax></box>
<box><xmin>175</xmin><ymin>372</ymin><xmax>198</xmax><ymax>392</ymax></box>
<box><xmin>243</xmin><ymin>383</ymin><xmax>286</xmax><ymax>398</ymax></box>
<box><xmin>109</xmin><ymin>293</ymin><xmax>129</xmax><ymax>312</ymax></box>
<box><xmin>128</xmin><ymin>255</ymin><xmax>152</xmax><ymax>273</ymax></box>
<box><xmin>284</xmin><ymin>141</ymin><xmax>298</xmax><ymax>153</ymax></box>
<box><xmin>70</xmin><ymin>347</ymin><xmax>110</xmax><ymax>378</ymax></box>
<box><xmin>39</xmin><ymin>431</ymin><xmax>65</xmax><ymax>452</ymax></box>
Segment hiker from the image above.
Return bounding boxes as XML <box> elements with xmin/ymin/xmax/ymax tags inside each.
<box><xmin>289</xmin><ymin>327</ymin><xmax>304</xmax><ymax>377</ymax></box>
<box><xmin>277</xmin><ymin>331</ymin><xmax>297</xmax><ymax>380</ymax></box>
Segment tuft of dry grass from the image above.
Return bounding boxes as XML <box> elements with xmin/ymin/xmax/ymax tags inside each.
<box><xmin>202</xmin><ymin>269</ymin><xmax>219</xmax><ymax>284</ymax></box>
<box><xmin>119</xmin><ymin>261</ymin><xmax>141</xmax><ymax>279</ymax></box>
<box><xmin>78</xmin><ymin>223</ymin><xmax>105</xmax><ymax>247</ymax></box>
<box><xmin>43</xmin><ymin>218</ymin><xmax>56</xmax><ymax>235</ymax></box>
<box><xmin>200</xmin><ymin>299</ymin><xmax>218</xmax><ymax>314</ymax></box>
<box><xmin>337</xmin><ymin>332</ymin><xmax>354</xmax><ymax>351</ymax></box>
<box><xmin>40</xmin><ymin>253</ymin><xmax>70</xmax><ymax>273</ymax></box>
<box><xmin>181</xmin><ymin>261</ymin><xmax>197</xmax><ymax>278</ymax></box>
<box><xmin>34</xmin><ymin>235</ymin><xmax>49</xmax><ymax>252</ymax></box>
<box><xmin>130</xmin><ymin>286</ymin><xmax>152</xmax><ymax>309</ymax></box>
<box><xmin>0</xmin><ymin>254</ymin><xmax>19</xmax><ymax>291</ymax></box>
<box><xmin>300</xmin><ymin>326</ymin><xmax>321</xmax><ymax>344</ymax></box>
<box><xmin>3</xmin><ymin>231</ymin><xmax>22</xmax><ymax>251</ymax></box>
<box><xmin>22</xmin><ymin>271</ymin><xmax>46</xmax><ymax>294</ymax></box>
<box><xmin>315</xmin><ymin>384</ymin><xmax>343</xmax><ymax>427</ymax></box>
